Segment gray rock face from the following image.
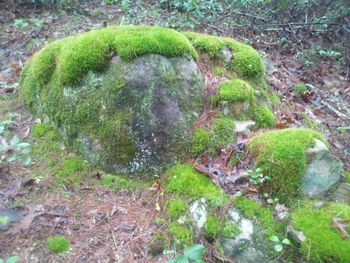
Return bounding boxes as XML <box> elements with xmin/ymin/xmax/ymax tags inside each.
<box><xmin>189</xmin><ymin>200</ymin><xmax>271</xmax><ymax>263</ymax></box>
<box><xmin>221</xmin><ymin>208</ymin><xmax>271</xmax><ymax>263</ymax></box>
<box><xmin>189</xmin><ymin>198</ymin><xmax>208</xmax><ymax>229</ymax></box>
<box><xmin>332</xmin><ymin>183</ymin><xmax>350</xmax><ymax>204</ymax></box>
<box><xmin>59</xmin><ymin>54</ymin><xmax>204</xmax><ymax>173</ymax></box>
<box><xmin>301</xmin><ymin>139</ymin><xmax>343</xmax><ymax>198</ymax></box>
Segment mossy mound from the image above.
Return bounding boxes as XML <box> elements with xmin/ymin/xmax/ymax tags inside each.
<box><xmin>216</xmin><ymin>79</ymin><xmax>276</xmax><ymax>128</ymax></box>
<box><xmin>20</xmin><ymin>26</ymin><xmax>205</xmax><ymax>174</ymax></box>
<box><xmin>249</xmin><ymin>128</ymin><xmax>326</xmax><ymax>200</ymax></box>
<box><xmin>292</xmin><ymin>201</ymin><xmax>350</xmax><ymax>263</ymax></box>
<box><xmin>182</xmin><ymin>32</ymin><xmax>265</xmax><ymax>78</ymax></box>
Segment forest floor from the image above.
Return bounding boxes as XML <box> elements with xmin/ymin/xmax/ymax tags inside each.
<box><xmin>0</xmin><ymin>2</ymin><xmax>349</xmax><ymax>263</ymax></box>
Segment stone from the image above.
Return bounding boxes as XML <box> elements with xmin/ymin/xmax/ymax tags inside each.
<box><xmin>332</xmin><ymin>183</ymin><xmax>350</xmax><ymax>205</ymax></box>
<box><xmin>0</xmin><ymin>208</ymin><xmax>22</xmax><ymax>231</ymax></box>
<box><xmin>234</xmin><ymin>120</ymin><xmax>256</xmax><ymax>133</ymax></box>
<box><xmin>189</xmin><ymin>198</ymin><xmax>208</xmax><ymax>229</ymax></box>
<box><xmin>45</xmin><ymin>54</ymin><xmax>204</xmax><ymax>174</ymax></box>
<box><xmin>221</xmin><ymin>208</ymin><xmax>270</xmax><ymax>263</ymax></box>
<box><xmin>302</xmin><ymin>139</ymin><xmax>343</xmax><ymax>198</ymax></box>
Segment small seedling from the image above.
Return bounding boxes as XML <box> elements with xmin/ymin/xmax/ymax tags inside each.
<box><xmin>269</xmin><ymin>235</ymin><xmax>291</xmax><ymax>252</ymax></box>
<box><xmin>246</xmin><ymin>168</ymin><xmax>270</xmax><ymax>185</ymax></box>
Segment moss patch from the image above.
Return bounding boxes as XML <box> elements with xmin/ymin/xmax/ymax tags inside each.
<box><xmin>192</xmin><ymin>128</ymin><xmax>211</xmax><ymax>157</ymax></box>
<box><xmin>166</xmin><ymin>199</ymin><xmax>189</xmax><ymax>220</ymax></box>
<box><xmin>292</xmin><ymin>201</ymin><xmax>350</xmax><ymax>263</ymax></box>
<box><xmin>250</xmin><ymin>104</ymin><xmax>276</xmax><ymax>128</ymax></box>
<box><xmin>21</xmin><ymin>26</ymin><xmax>197</xmax><ymax>89</ymax></box>
<box><xmin>249</xmin><ymin>128</ymin><xmax>327</xmax><ymax>200</ymax></box>
<box><xmin>204</xmin><ymin>214</ymin><xmax>221</xmax><ymax>241</ymax></box>
<box><xmin>166</xmin><ymin>164</ymin><xmax>227</xmax><ymax>206</ymax></box>
<box><xmin>192</xmin><ymin>116</ymin><xmax>235</xmax><ymax>156</ymax></box>
<box><xmin>183</xmin><ymin>31</ymin><xmax>265</xmax><ymax>78</ymax></box>
<box><xmin>54</xmin><ymin>155</ymin><xmax>89</xmax><ymax>187</ymax></box>
<box><xmin>169</xmin><ymin>222</ymin><xmax>193</xmax><ymax>247</ymax></box>
<box><xmin>218</xmin><ymin>79</ymin><xmax>254</xmax><ymax>103</ymax></box>
<box><xmin>47</xmin><ymin>236</ymin><xmax>70</xmax><ymax>253</ymax></box>
<box><xmin>234</xmin><ymin>196</ymin><xmax>283</xmax><ymax>236</ymax></box>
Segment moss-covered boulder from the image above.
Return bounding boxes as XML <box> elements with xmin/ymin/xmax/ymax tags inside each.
<box><xmin>249</xmin><ymin>128</ymin><xmax>342</xmax><ymax>200</ymax></box>
<box><xmin>20</xmin><ymin>26</ymin><xmax>204</xmax><ymax>173</ymax></box>
<box><xmin>292</xmin><ymin>201</ymin><xmax>350</xmax><ymax>263</ymax></box>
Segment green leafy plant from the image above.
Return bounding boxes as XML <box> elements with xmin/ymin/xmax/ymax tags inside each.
<box><xmin>269</xmin><ymin>235</ymin><xmax>291</xmax><ymax>252</ymax></box>
<box><xmin>167</xmin><ymin>244</ymin><xmax>205</xmax><ymax>263</ymax></box>
<box><xmin>0</xmin><ymin>120</ymin><xmax>31</xmax><ymax>165</ymax></box>
<box><xmin>0</xmin><ymin>255</ymin><xmax>20</xmax><ymax>263</ymax></box>
<box><xmin>246</xmin><ymin>168</ymin><xmax>270</xmax><ymax>185</ymax></box>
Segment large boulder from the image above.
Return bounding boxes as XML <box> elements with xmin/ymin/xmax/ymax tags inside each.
<box><xmin>20</xmin><ymin>26</ymin><xmax>204</xmax><ymax>173</ymax></box>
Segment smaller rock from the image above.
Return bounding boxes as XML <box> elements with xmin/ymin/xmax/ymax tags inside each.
<box><xmin>234</xmin><ymin>120</ymin><xmax>256</xmax><ymax>133</ymax></box>
<box><xmin>332</xmin><ymin>183</ymin><xmax>350</xmax><ymax>205</ymax></box>
<box><xmin>287</xmin><ymin>224</ymin><xmax>306</xmax><ymax>244</ymax></box>
<box><xmin>0</xmin><ymin>209</ymin><xmax>22</xmax><ymax>231</ymax></box>
<box><xmin>302</xmin><ymin>139</ymin><xmax>343</xmax><ymax>198</ymax></box>
<box><xmin>189</xmin><ymin>198</ymin><xmax>207</xmax><ymax>229</ymax></box>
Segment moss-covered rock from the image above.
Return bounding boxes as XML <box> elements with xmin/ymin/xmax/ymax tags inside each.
<box><xmin>249</xmin><ymin>128</ymin><xmax>333</xmax><ymax>200</ymax></box>
<box><xmin>20</xmin><ymin>26</ymin><xmax>204</xmax><ymax>174</ymax></box>
<box><xmin>182</xmin><ymin>32</ymin><xmax>265</xmax><ymax>78</ymax></box>
<box><xmin>292</xmin><ymin>201</ymin><xmax>350</xmax><ymax>263</ymax></box>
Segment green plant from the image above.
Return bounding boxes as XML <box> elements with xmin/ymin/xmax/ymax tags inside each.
<box><xmin>246</xmin><ymin>167</ymin><xmax>270</xmax><ymax>185</ymax></box>
<box><xmin>0</xmin><ymin>120</ymin><xmax>31</xmax><ymax>165</ymax></box>
<box><xmin>167</xmin><ymin>244</ymin><xmax>205</xmax><ymax>263</ymax></box>
<box><xmin>47</xmin><ymin>235</ymin><xmax>70</xmax><ymax>253</ymax></box>
<box><xmin>269</xmin><ymin>235</ymin><xmax>291</xmax><ymax>252</ymax></box>
<box><xmin>0</xmin><ymin>255</ymin><xmax>20</xmax><ymax>263</ymax></box>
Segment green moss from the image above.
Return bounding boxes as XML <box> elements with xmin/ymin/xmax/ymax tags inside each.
<box><xmin>291</xmin><ymin>83</ymin><xmax>308</xmax><ymax>95</ymax></box>
<box><xmin>249</xmin><ymin>128</ymin><xmax>327</xmax><ymax>200</ymax></box>
<box><xmin>166</xmin><ymin>164</ymin><xmax>227</xmax><ymax>206</ymax></box>
<box><xmin>166</xmin><ymin>199</ymin><xmax>189</xmax><ymax>220</ymax></box>
<box><xmin>21</xmin><ymin>26</ymin><xmax>197</xmax><ymax>89</ymax></box>
<box><xmin>234</xmin><ymin>196</ymin><xmax>282</xmax><ymax>236</ymax></box>
<box><xmin>204</xmin><ymin>215</ymin><xmax>221</xmax><ymax>241</ymax></box>
<box><xmin>218</xmin><ymin>79</ymin><xmax>254</xmax><ymax>103</ymax></box>
<box><xmin>192</xmin><ymin>128</ymin><xmax>211</xmax><ymax>156</ymax></box>
<box><xmin>212</xmin><ymin>66</ymin><xmax>225</xmax><ymax>76</ymax></box>
<box><xmin>169</xmin><ymin>222</ymin><xmax>193</xmax><ymax>247</ymax></box>
<box><xmin>251</xmin><ymin>104</ymin><xmax>276</xmax><ymax>128</ymax></box>
<box><xmin>32</xmin><ymin>123</ymin><xmax>51</xmax><ymax>138</ymax></box>
<box><xmin>55</xmin><ymin>156</ymin><xmax>89</xmax><ymax>186</ymax></box>
<box><xmin>222</xmin><ymin>221</ymin><xmax>240</xmax><ymax>239</ymax></box>
<box><xmin>344</xmin><ymin>172</ymin><xmax>350</xmax><ymax>183</ymax></box>
<box><xmin>212</xmin><ymin>117</ymin><xmax>235</xmax><ymax>149</ymax></box>
<box><xmin>100</xmin><ymin>173</ymin><xmax>144</xmax><ymax>190</ymax></box>
<box><xmin>183</xmin><ymin>32</ymin><xmax>264</xmax><ymax>78</ymax></box>
<box><xmin>231</xmin><ymin>47</ymin><xmax>265</xmax><ymax>78</ymax></box>
<box><xmin>47</xmin><ymin>235</ymin><xmax>70</xmax><ymax>253</ymax></box>
<box><xmin>292</xmin><ymin>201</ymin><xmax>350</xmax><ymax>263</ymax></box>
